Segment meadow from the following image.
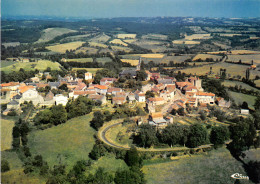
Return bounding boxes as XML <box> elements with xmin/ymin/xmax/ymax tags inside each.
<box><xmin>111</xmin><ymin>46</ymin><xmax>132</xmax><ymax>52</ymax></box>
<box><xmin>89</xmin><ymin>42</ymin><xmax>108</xmax><ymax>48</ymax></box>
<box><xmin>142</xmin><ymin>148</ymin><xmax>254</xmax><ymax>184</ymax></box>
<box><xmin>1</xmin><ymin>60</ymin><xmax>61</xmax><ymax>72</ymax></box>
<box><xmin>142</xmin><ymin>34</ymin><xmax>168</xmax><ymax>40</ymax></box>
<box><xmin>222</xmin><ymin>80</ymin><xmax>260</xmax><ymax>93</ymax></box>
<box><xmin>192</xmin><ymin>54</ymin><xmax>222</xmax><ymax>61</ymax></box>
<box><xmin>46</xmin><ymin>41</ymin><xmax>85</xmax><ymax>53</ymax></box>
<box><xmin>121</xmin><ymin>59</ymin><xmax>139</xmax><ymax>66</ymax></box>
<box><xmin>227</xmin><ymin>91</ymin><xmax>257</xmax><ymax>109</ymax></box>
<box><xmin>89</xmin><ymin>34</ymin><xmax>111</xmax><ymax>43</ymax></box>
<box><xmin>109</xmin><ymin>39</ymin><xmax>128</xmax><ymax>46</ymax></box>
<box><xmin>179</xmin><ymin>62</ymin><xmax>258</xmax><ymax>79</ymax></box>
<box><xmin>227</xmin><ymin>54</ymin><xmax>260</xmax><ymax>64</ymax></box>
<box><xmin>117</xmin><ymin>34</ymin><xmax>136</xmax><ymax>39</ymax></box>
<box><xmin>28</xmin><ymin>114</ymin><xmax>96</xmax><ymax>169</ymax></box>
<box><xmin>75</xmin><ymin>47</ymin><xmax>99</xmax><ymax>54</ymax></box>
<box><xmin>71</xmin><ymin>68</ymin><xmax>103</xmax><ymax>74</ymax></box>
<box><xmin>255</xmin><ymin>80</ymin><xmax>260</xmax><ymax>88</ymax></box>
<box><xmin>36</xmin><ymin>28</ymin><xmax>77</xmax><ymax>43</ymax></box>
<box><xmin>1</xmin><ymin>119</ymin><xmax>15</xmax><ymax>151</ymax></box>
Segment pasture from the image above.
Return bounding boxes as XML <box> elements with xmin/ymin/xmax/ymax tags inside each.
<box><xmin>1</xmin><ymin>61</ymin><xmax>18</xmax><ymax>68</ymax></box>
<box><xmin>75</xmin><ymin>47</ymin><xmax>99</xmax><ymax>54</ymax></box>
<box><xmin>1</xmin><ymin>119</ymin><xmax>15</xmax><ymax>151</ymax></box>
<box><xmin>192</xmin><ymin>54</ymin><xmax>222</xmax><ymax>61</ymax></box>
<box><xmin>255</xmin><ymin>80</ymin><xmax>260</xmax><ymax>88</ymax></box>
<box><xmin>28</xmin><ymin>114</ymin><xmax>96</xmax><ymax>169</ymax></box>
<box><xmin>227</xmin><ymin>54</ymin><xmax>260</xmax><ymax>64</ymax></box>
<box><xmin>111</xmin><ymin>46</ymin><xmax>132</xmax><ymax>52</ymax></box>
<box><xmin>1</xmin><ymin>60</ymin><xmax>61</xmax><ymax>72</ymax></box>
<box><xmin>172</xmin><ymin>40</ymin><xmax>200</xmax><ymax>45</ymax></box>
<box><xmin>117</xmin><ymin>34</ymin><xmax>136</xmax><ymax>39</ymax></box>
<box><xmin>123</xmin><ymin>39</ymin><xmax>137</xmax><ymax>43</ymax></box>
<box><xmin>184</xmin><ymin>33</ymin><xmax>211</xmax><ymax>40</ymax></box>
<box><xmin>89</xmin><ymin>42</ymin><xmax>108</xmax><ymax>48</ymax></box>
<box><xmin>227</xmin><ymin>91</ymin><xmax>257</xmax><ymax>109</ymax></box>
<box><xmin>71</xmin><ymin>68</ymin><xmax>103</xmax><ymax>74</ymax></box>
<box><xmin>109</xmin><ymin>39</ymin><xmax>128</xmax><ymax>46</ymax></box>
<box><xmin>60</xmin><ymin>34</ymin><xmax>91</xmax><ymax>42</ymax></box>
<box><xmin>66</xmin><ymin>58</ymin><xmax>93</xmax><ymax>62</ymax></box>
<box><xmin>46</xmin><ymin>41</ymin><xmax>85</xmax><ymax>53</ymax></box>
<box><xmin>121</xmin><ymin>59</ymin><xmax>139</xmax><ymax>66</ymax></box>
<box><xmin>222</xmin><ymin>80</ymin><xmax>260</xmax><ymax>93</ymax></box>
<box><xmin>179</xmin><ymin>62</ymin><xmax>258</xmax><ymax>79</ymax></box>
<box><xmin>142</xmin><ymin>34</ymin><xmax>168</xmax><ymax>40</ymax></box>
<box><xmin>36</xmin><ymin>28</ymin><xmax>77</xmax><ymax>43</ymax></box>
<box><xmin>89</xmin><ymin>34</ymin><xmax>111</xmax><ymax>43</ymax></box>
<box><xmin>142</xmin><ymin>148</ymin><xmax>254</xmax><ymax>184</ymax></box>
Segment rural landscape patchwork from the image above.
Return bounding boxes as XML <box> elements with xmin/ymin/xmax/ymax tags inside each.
<box><xmin>1</xmin><ymin>1</ymin><xmax>260</xmax><ymax>184</ymax></box>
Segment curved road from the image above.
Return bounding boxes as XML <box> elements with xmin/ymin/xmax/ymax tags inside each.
<box><xmin>101</xmin><ymin>122</ymin><xmax>130</xmax><ymax>149</ymax></box>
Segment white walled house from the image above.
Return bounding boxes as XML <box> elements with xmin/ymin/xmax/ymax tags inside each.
<box><xmin>196</xmin><ymin>92</ymin><xmax>215</xmax><ymax>105</ymax></box>
<box><xmin>85</xmin><ymin>72</ymin><xmax>92</xmax><ymax>80</ymax></box>
<box><xmin>21</xmin><ymin>88</ymin><xmax>44</xmax><ymax>105</ymax></box>
<box><xmin>136</xmin><ymin>93</ymin><xmax>146</xmax><ymax>102</ymax></box>
<box><xmin>54</xmin><ymin>94</ymin><xmax>68</xmax><ymax>106</ymax></box>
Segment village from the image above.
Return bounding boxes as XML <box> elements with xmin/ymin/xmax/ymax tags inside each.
<box><xmin>1</xmin><ymin>57</ymin><xmax>236</xmax><ymax>129</ymax></box>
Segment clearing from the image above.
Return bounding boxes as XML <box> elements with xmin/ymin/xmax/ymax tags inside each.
<box><xmin>46</xmin><ymin>41</ymin><xmax>85</xmax><ymax>53</ymax></box>
<box><xmin>1</xmin><ymin>119</ymin><xmax>15</xmax><ymax>151</ymax></box>
<box><xmin>142</xmin><ymin>148</ymin><xmax>254</xmax><ymax>184</ymax></box>
<box><xmin>36</xmin><ymin>28</ymin><xmax>77</xmax><ymax>43</ymax></box>
<box><xmin>1</xmin><ymin>60</ymin><xmax>61</xmax><ymax>72</ymax></box>
<box><xmin>28</xmin><ymin>114</ymin><xmax>96</xmax><ymax>169</ymax></box>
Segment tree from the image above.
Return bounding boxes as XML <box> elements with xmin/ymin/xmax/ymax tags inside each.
<box><xmin>125</xmin><ymin>146</ymin><xmax>142</xmax><ymax>167</ymax></box>
<box><xmin>89</xmin><ymin>141</ymin><xmax>107</xmax><ymax>160</ymax></box>
<box><xmin>34</xmin><ymin>109</ymin><xmax>52</xmax><ymax>125</ymax></box>
<box><xmin>241</xmin><ymin>101</ymin><xmax>249</xmax><ymax>109</ymax></box>
<box><xmin>89</xmin><ymin>167</ymin><xmax>113</xmax><ymax>184</ymax></box>
<box><xmin>254</xmin><ymin>96</ymin><xmax>260</xmax><ymax>110</ymax></box>
<box><xmin>58</xmin><ymin>84</ymin><xmax>68</xmax><ymax>91</ymax></box>
<box><xmin>134</xmin><ymin>124</ymin><xmax>158</xmax><ymax>148</ymax></box>
<box><xmin>177</xmin><ymin>108</ymin><xmax>185</xmax><ymax>116</ymax></box>
<box><xmin>136</xmin><ymin>70</ymin><xmax>147</xmax><ymax>81</ymax></box>
<box><xmin>187</xmin><ymin>124</ymin><xmax>208</xmax><ymax>148</ymax></box>
<box><xmin>210</xmin><ymin>126</ymin><xmax>230</xmax><ymax>148</ymax></box>
<box><xmin>228</xmin><ymin>119</ymin><xmax>256</xmax><ymax>157</ymax></box>
<box><xmin>145</xmin><ymin>91</ymin><xmax>154</xmax><ymax>99</ymax></box>
<box><xmin>160</xmin><ymin>124</ymin><xmax>187</xmax><ymax>147</ymax></box>
<box><xmin>90</xmin><ymin>111</ymin><xmax>104</xmax><ymax>130</ymax></box>
<box><xmin>1</xmin><ymin>160</ymin><xmax>10</xmax><ymax>172</ymax></box>
<box><xmin>12</xmin><ymin>125</ymin><xmax>20</xmax><ymax>149</ymax></box>
<box><xmin>50</xmin><ymin>105</ymin><xmax>67</xmax><ymax>125</ymax></box>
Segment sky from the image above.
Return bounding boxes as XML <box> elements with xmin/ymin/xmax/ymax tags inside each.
<box><xmin>2</xmin><ymin>0</ymin><xmax>260</xmax><ymax>18</ymax></box>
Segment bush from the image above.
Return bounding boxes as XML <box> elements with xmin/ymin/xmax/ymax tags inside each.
<box><xmin>1</xmin><ymin>160</ymin><xmax>10</xmax><ymax>172</ymax></box>
<box><xmin>7</xmin><ymin>110</ymin><xmax>17</xmax><ymax>116</ymax></box>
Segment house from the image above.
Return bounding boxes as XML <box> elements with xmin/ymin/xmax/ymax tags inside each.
<box><xmin>74</xmin><ymin>83</ymin><xmax>87</xmax><ymax>91</ymax></box>
<box><xmin>241</xmin><ymin>109</ymin><xmax>249</xmax><ymax>115</ymax></box>
<box><xmin>147</xmin><ymin>97</ymin><xmax>164</xmax><ymax>106</ymax></box>
<box><xmin>36</xmin><ymin>83</ymin><xmax>49</xmax><ymax>89</ymax></box>
<box><xmin>127</xmin><ymin>92</ymin><xmax>136</xmax><ymax>103</ymax></box>
<box><xmin>94</xmin><ymin>85</ymin><xmax>108</xmax><ymax>95</ymax></box>
<box><xmin>7</xmin><ymin>100</ymin><xmax>20</xmax><ymax>110</ymax></box>
<box><xmin>186</xmin><ymin>98</ymin><xmax>198</xmax><ymax>107</ymax></box>
<box><xmin>182</xmin><ymin>86</ymin><xmax>198</xmax><ymax>93</ymax></box>
<box><xmin>135</xmin><ymin>92</ymin><xmax>145</xmax><ymax>102</ymax></box>
<box><xmin>112</xmin><ymin>97</ymin><xmax>126</xmax><ymax>105</ymax></box>
<box><xmin>1</xmin><ymin>82</ymin><xmax>20</xmax><ymax>91</ymax></box>
<box><xmin>100</xmin><ymin>78</ymin><xmax>117</xmax><ymax>85</ymax></box>
<box><xmin>119</xmin><ymin>70</ymin><xmax>137</xmax><ymax>78</ymax></box>
<box><xmin>107</xmin><ymin>88</ymin><xmax>122</xmax><ymax>95</ymax></box>
<box><xmin>48</xmin><ymin>82</ymin><xmax>60</xmax><ymax>89</ymax></box>
<box><xmin>216</xmin><ymin>97</ymin><xmax>231</xmax><ymax>108</ymax></box>
<box><xmin>196</xmin><ymin>92</ymin><xmax>215</xmax><ymax>105</ymax></box>
<box><xmin>88</xmin><ymin>94</ymin><xmax>106</xmax><ymax>104</ymax></box>
<box><xmin>21</xmin><ymin>88</ymin><xmax>44</xmax><ymax>105</ymax></box>
<box><xmin>41</xmin><ymin>91</ymin><xmax>55</xmax><ymax>106</ymax></box>
<box><xmin>0</xmin><ymin>89</ymin><xmax>11</xmax><ymax>103</ymax></box>
<box><xmin>54</xmin><ymin>94</ymin><xmax>68</xmax><ymax>106</ymax></box>
<box><xmin>175</xmin><ymin>82</ymin><xmax>193</xmax><ymax>90</ymax></box>
<box><xmin>145</xmin><ymin>71</ymin><xmax>152</xmax><ymax>80</ymax></box>
<box><xmin>30</xmin><ymin>77</ymin><xmax>40</xmax><ymax>83</ymax></box>
<box><xmin>157</xmin><ymin>78</ymin><xmax>174</xmax><ymax>85</ymax></box>
<box><xmin>148</xmin><ymin>112</ymin><xmax>167</xmax><ymax>127</ymax></box>
<box><xmin>186</xmin><ymin>77</ymin><xmax>203</xmax><ymax>91</ymax></box>
<box><xmin>159</xmin><ymin>90</ymin><xmax>174</xmax><ymax>102</ymax></box>
<box><xmin>72</xmin><ymin>91</ymin><xmax>96</xmax><ymax>99</ymax></box>
<box><xmin>141</xmin><ymin>84</ymin><xmax>153</xmax><ymax>93</ymax></box>
<box><xmin>85</xmin><ymin>72</ymin><xmax>93</xmax><ymax>80</ymax></box>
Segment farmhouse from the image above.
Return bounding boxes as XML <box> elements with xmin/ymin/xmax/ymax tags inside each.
<box><xmin>196</xmin><ymin>92</ymin><xmax>215</xmax><ymax>105</ymax></box>
<box><xmin>148</xmin><ymin>112</ymin><xmax>168</xmax><ymax>127</ymax></box>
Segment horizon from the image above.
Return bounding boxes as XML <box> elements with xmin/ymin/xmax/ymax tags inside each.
<box><xmin>2</xmin><ymin>0</ymin><xmax>260</xmax><ymax>19</ymax></box>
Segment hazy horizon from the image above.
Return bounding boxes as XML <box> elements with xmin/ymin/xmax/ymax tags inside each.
<box><xmin>2</xmin><ymin>0</ymin><xmax>260</xmax><ymax>19</ymax></box>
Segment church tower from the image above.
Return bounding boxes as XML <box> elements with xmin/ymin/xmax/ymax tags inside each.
<box><xmin>136</xmin><ymin>57</ymin><xmax>141</xmax><ymax>71</ymax></box>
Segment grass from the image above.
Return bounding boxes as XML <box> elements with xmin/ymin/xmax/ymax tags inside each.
<box><xmin>222</xmin><ymin>80</ymin><xmax>260</xmax><ymax>92</ymax></box>
<box><xmin>1</xmin><ymin>60</ymin><xmax>61</xmax><ymax>73</ymax></box>
<box><xmin>75</xmin><ymin>47</ymin><xmax>98</xmax><ymax>54</ymax></box>
<box><xmin>192</xmin><ymin>54</ymin><xmax>222</xmax><ymax>61</ymax></box>
<box><xmin>28</xmin><ymin>114</ymin><xmax>96</xmax><ymax>170</ymax></box>
<box><xmin>142</xmin><ymin>34</ymin><xmax>168</xmax><ymax>40</ymax></box>
<box><xmin>36</xmin><ymin>28</ymin><xmax>77</xmax><ymax>43</ymax></box>
<box><xmin>227</xmin><ymin>91</ymin><xmax>257</xmax><ymax>109</ymax></box>
<box><xmin>46</xmin><ymin>41</ymin><xmax>85</xmax><ymax>53</ymax></box>
<box><xmin>1</xmin><ymin>61</ymin><xmax>18</xmax><ymax>68</ymax></box>
<box><xmin>117</xmin><ymin>34</ymin><xmax>136</xmax><ymax>39</ymax></box>
<box><xmin>110</xmin><ymin>39</ymin><xmax>128</xmax><ymax>46</ymax></box>
<box><xmin>72</xmin><ymin>68</ymin><xmax>103</xmax><ymax>74</ymax></box>
<box><xmin>66</xmin><ymin>58</ymin><xmax>93</xmax><ymax>62</ymax></box>
<box><xmin>1</xmin><ymin>119</ymin><xmax>15</xmax><ymax>151</ymax></box>
<box><xmin>1</xmin><ymin>169</ymin><xmax>46</xmax><ymax>184</ymax></box>
<box><xmin>111</xmin><ymin>46</ymin><xmax>132</xmax><ymax>52</ymax></box>
<box><xmin>142</xmin><ymin>147</ymin><xmax>253</xmax><ymax>184</ymax></box>
<box><xmin>255</xmin><ymin>80</ymin><xmax>260</xmax><ymax>88</ymax></box>
<box><xmin>121</xmin><ymin>59</ymin><xmax>139</xmax><ymax>66</ymax></box>
<box><xmin>226</xmin><ymin>54</ymin><xmax>260</xmax><ymax>64</ymax></box>
<box><xmin>88</xmin><ymin>153</ymin><xmax>128</xmax><ymax>176</ymax></box>
<box><xmin>89</xmin><ymin>34</ymin><xmax>111</xmax><ymax>43</ymax></box>
<box><xmin>179</xmin><ymin>62</ymin><xmax>258</xmax><ymax>79</ymax></box>
<box><xmin>89</xmin><ymin>42</ymin><xmax>108</xmax><ymax>48</ymax></box>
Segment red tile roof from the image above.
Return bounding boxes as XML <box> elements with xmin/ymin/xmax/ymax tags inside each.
<box><xmin>148</xmin><ymin>97</ymin><xmax>164</xmax><ymax>101</ymax></box>
<box><xmin>196</xmin><ymin>92</ymin><xmax>215</xmax><ymax>96</ymax></box>
<box><xmin>94</xmin><ymin>85</ymin><xmax>108</xmax><ymax>90</ymax></box>
<box><xmin>19</xmin><ymin>86</ymin><xmax>35</xmax><ymax>93</ymax></box>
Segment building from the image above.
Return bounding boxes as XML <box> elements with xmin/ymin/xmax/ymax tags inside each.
<box><xmin>134</xmin><ymin>91</ymin><xmax>146</xmax><ymax>102</ymax></box>
<box><xmin>107</xmin><ymin>88</ymin><xmax>122</xmax><ymax>95</ymax></box>
<box><xmin>216</xmin><ymin>97</ymin><xmax>231</xmax><ymax>108</ymax></box>
<box><xmin>148</xmin><ymin>112</ymin><xmax>168</xmax><ymax>128</ymax></box>
<box><xmin>54</xmin><ymin>94</ymin><xmax>68</xmax><ymax>106</ymax></box>
<box><xmin>119</xmin><ymin>70</ymin><xmax>137</xmax><ymax>78</ymax></box>
<box><xmin>88</xmin><ymin>94</ymin><xmax>106</xmax><ymax>104</ymax></box>
<box><xmin>94</xmin><ymin>85</ymin><xmax>108</xmax><ymax>95</ymax></box>
<box><xmin>21</xmin><ymin>88</ymin><xmax>44</xmax><ymax>105</ymax></box>
<box><xmin>196</xmin><ymin>92</ymin><xmax>215</xmax><ymax>105</ymax></box>
<box><xmin>85</xmin><ymin>72</ymin><xmax>92</xmax><ymax>80</ymax></box>
<box><xmin>100</xmin><ymin>78</ymin><xmax>117</xmax><ymax>85</ymax></box>
<box><xmin>48</xmin><ymin>82</ymin><xmax>61</xmax><ymax>89</ymax></box>
<box><xmin>147</xmin><ymin>97</ymin><xmax>164</xmax><ymax>106</ymax></box>
<box><xmin>42</xmin><ymin>91</ymin><xmax>55</xmax><ymax>106</ymax></box>
<box><xmin>112</xmin><ymin>97</ymin><xmax>126</xmax><ymax>105</ymax></box>
<box><xmin>127</xmin><ymin>92</ymin><xmax>136</xmax><ymax>103</ymax></box>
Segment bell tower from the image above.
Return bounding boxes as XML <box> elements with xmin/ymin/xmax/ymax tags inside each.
<box><xmin>136</xmin><ymin>57</ymin><xmax>141</xmax><ymax>71</ymax></box>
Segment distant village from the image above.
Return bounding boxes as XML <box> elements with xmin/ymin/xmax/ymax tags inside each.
<box><xmin>1</xmin><ymin>58</ymin><xmax>234</xmax><ymax>128</ymax></box>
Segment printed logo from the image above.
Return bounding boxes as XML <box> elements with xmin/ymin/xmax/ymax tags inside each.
<box><xmin>231</xmin><ymin>173</ymin><xmax>249</xmax><ymax>180</ymax></box>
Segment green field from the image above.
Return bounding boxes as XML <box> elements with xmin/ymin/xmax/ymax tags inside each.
<box><xmin>223</xmin><ymin>80</ymin><xmax>260</xmax><ymax>93</ymax></box>
<box><xmin>46</xmin><ymin>41</ymin><xmax>85</xmax><ymax>53</ymax></box>
<box><xmin>1</xmin><ymin>61</ymin><xmax>18</xmax><ymax>68</ymax></box>
<box><xmin>36</xmin><ymin>28</ymin><xmax>77</xmax><ymax>43</ymax></box>
<box><xmin>66</xmin><ymin>58</ymin><xmax>93</xmax><ymax>62</ymax></box>
<box><xmin>28</xmin><ymin>114</ymin><xmax>95</xmax><ymax>169</ymax></box>
<box><xmin>72</xmin><ymin>68</ymin><xmax>103</xmax><ymax>74</ymax></box>
<box><xmin>1</xmin><ymin>119</ymin><xmax>15</xmax><ymax>151</ymax></box>
<box><xmin>142</xmin><ymin>148</ymin><xmax>253</xmax><ymax>184</ymax></box>
<box><xmin>1</xmin><ymin>60</ymin><xmax>61</xmax><ymax>72</ymax></box>
<box><xmin>228</xmin><ymin>91</ymin><xmax>257</xmax><ymax>109</ymax></box>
